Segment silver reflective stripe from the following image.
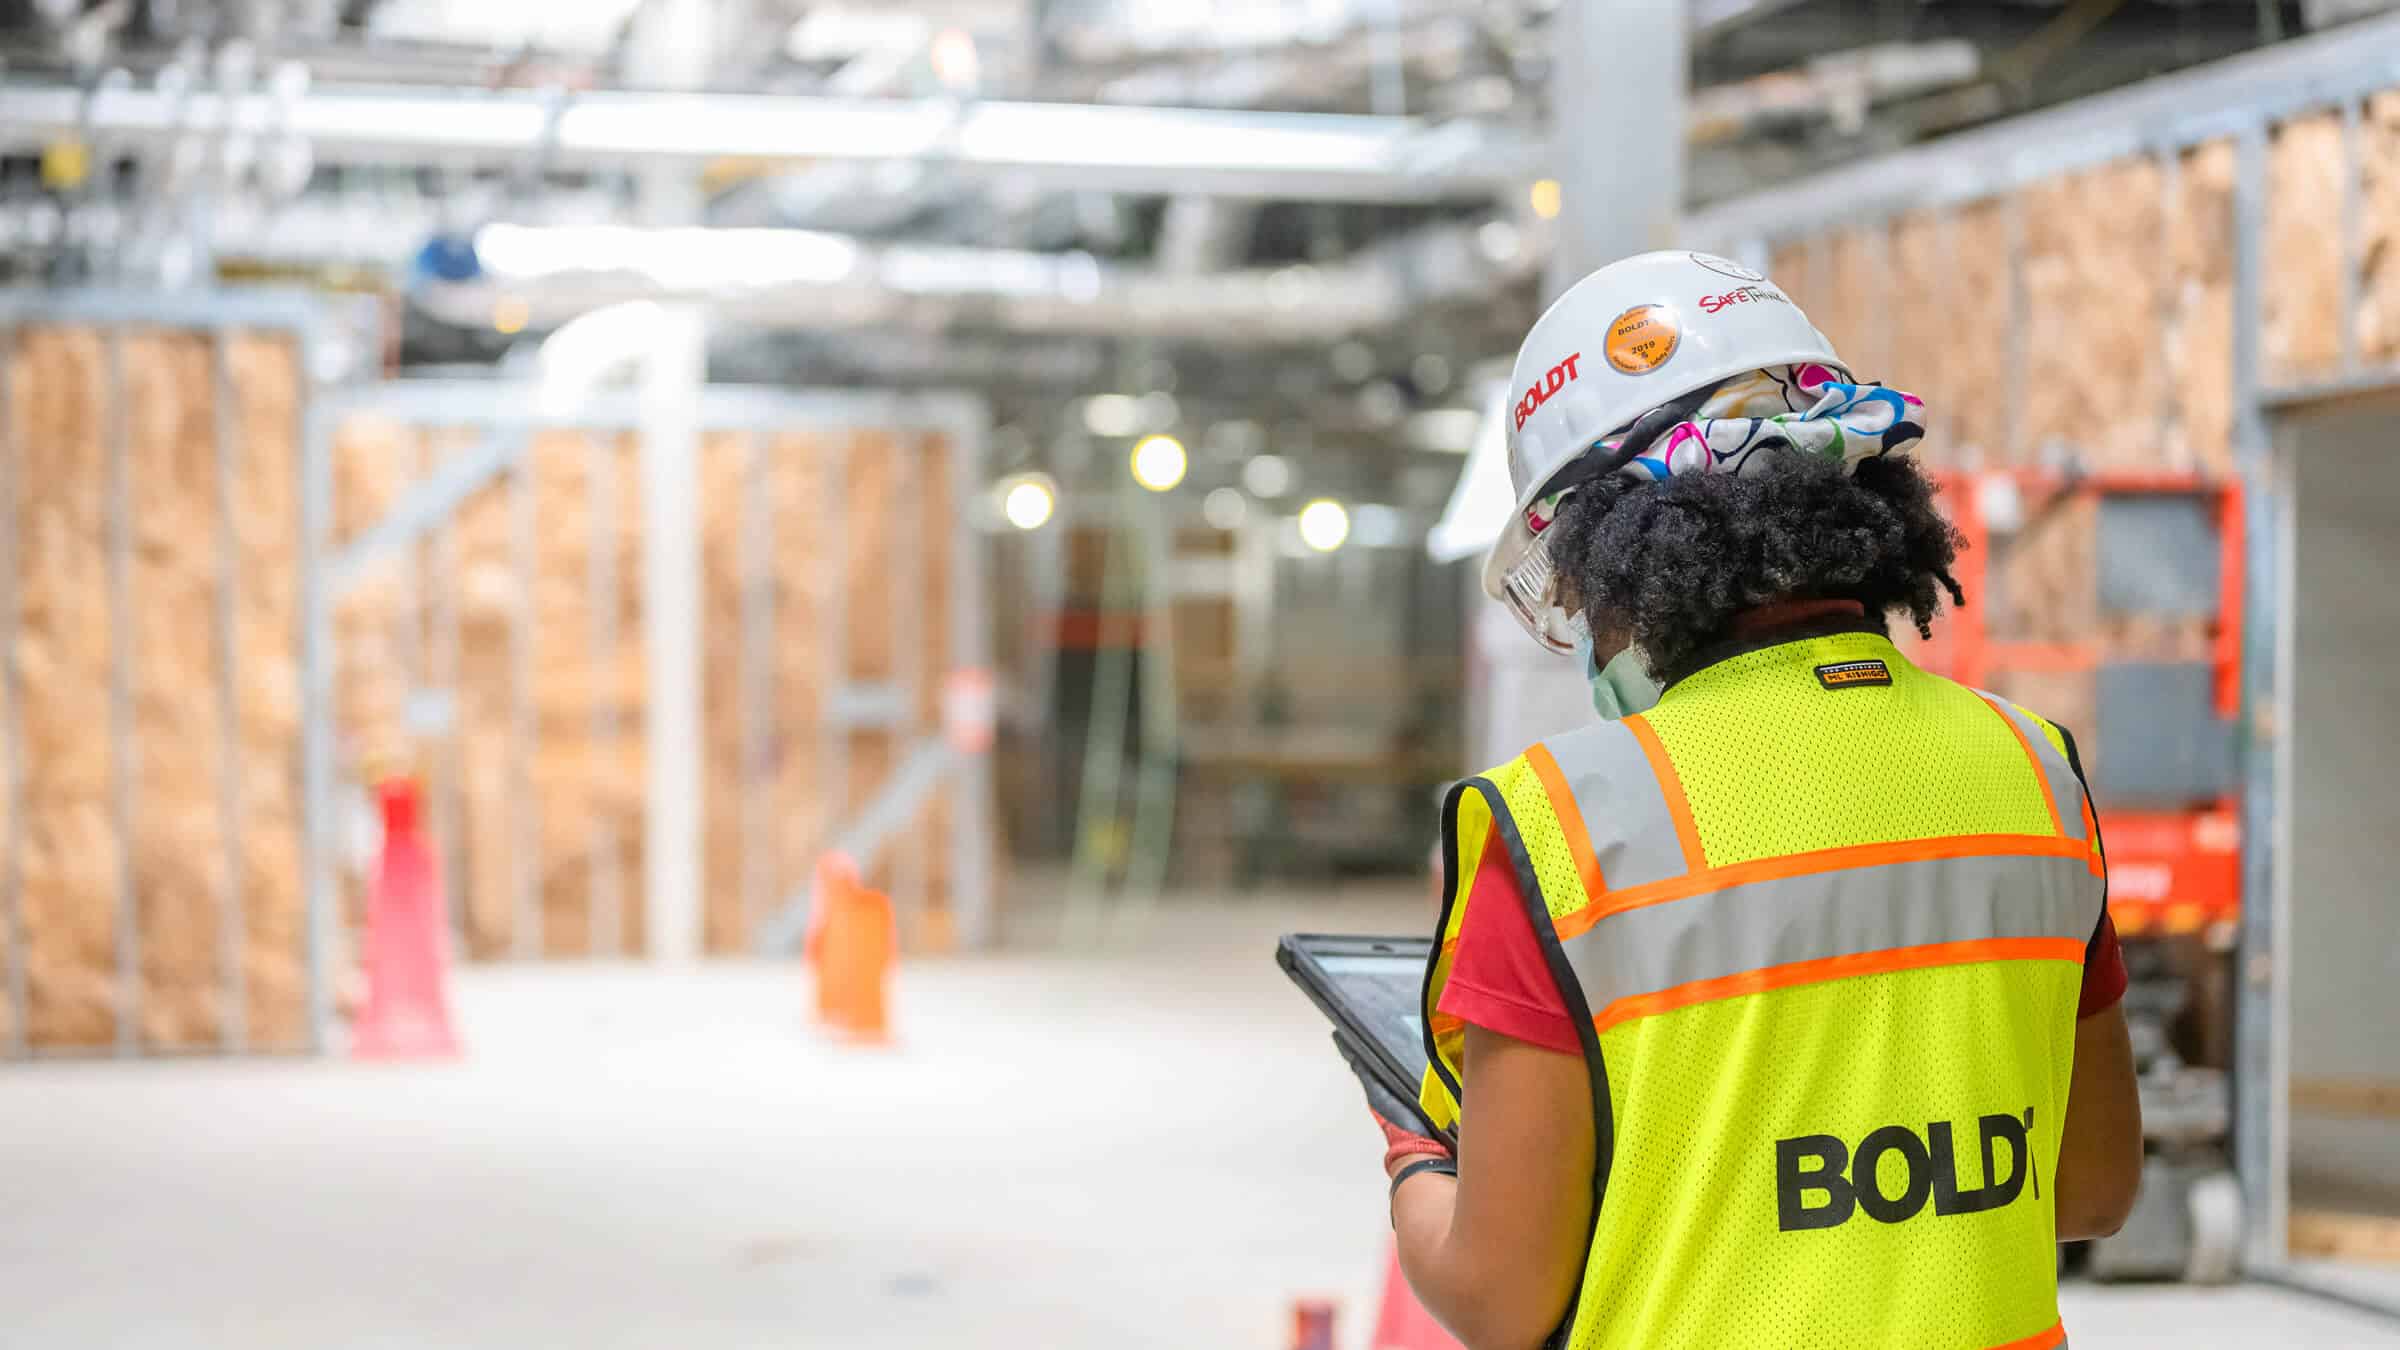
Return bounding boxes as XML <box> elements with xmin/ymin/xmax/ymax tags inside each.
<box><xmin>1976</xmin><ymin>691</ymin><xmax>2089</xmax><ymax>844</ymax></box>
<box><xmin>1541</xmin><ymin>720</ymin><xmax>1689</xmax><ymax>891</ymax></box>
<box><xmin>1559</xmin><ymin>850</ymin><xmax>2103</xmax><ymax>1012</ymax></box>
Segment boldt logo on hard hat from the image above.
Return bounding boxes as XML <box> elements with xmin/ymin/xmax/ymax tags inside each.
<box><xmin>1514</xmin><ymin>352</ymin><xmax>1584</xmax><ymax>431</ymax></box>
<box><xmin>1604</xmin><ymin>304</ymin><xmax>1680</xmax><ymax>375</ymax></box>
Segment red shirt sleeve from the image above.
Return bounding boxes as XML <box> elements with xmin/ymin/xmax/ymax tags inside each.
<box><xmin>1434</xmin><ymin>825</ymin><xmax>1583</xmax><ymax>1055</ymax></box>
<box><xmin>2079</xmin><ymin>909</ymin><xmax>2128</xmax><ymax>1019</ymax></box>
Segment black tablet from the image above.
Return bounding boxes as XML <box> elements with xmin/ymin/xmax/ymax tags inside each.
<box><xmin>1277</xmin><ymin>933</ymin><xmax>1453</xmax><ymax>1146</ymax></box>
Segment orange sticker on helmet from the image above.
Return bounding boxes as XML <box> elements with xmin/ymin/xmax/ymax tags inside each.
<box><xmin>1604</xmin><ymin>304</ymin><xmax>1680</xmax><ymax>375</ymax></box>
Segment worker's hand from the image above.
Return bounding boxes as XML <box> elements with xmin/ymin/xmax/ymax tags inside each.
<box><xmin>1360</xmin><ymin>1062</ymin><xmax>1452</xmax><ymax>1176</ymax></box>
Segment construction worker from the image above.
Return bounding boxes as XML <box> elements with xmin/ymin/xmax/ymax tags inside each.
<box><xmin>1372</xmin><ymin>252</ymin><xmax>2144</xmax><ymax>1350</ymax></box>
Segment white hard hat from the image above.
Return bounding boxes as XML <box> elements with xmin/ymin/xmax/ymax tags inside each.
<box><xmin>1482</xmin><ymin>250</ymin><xmax>1846</xmax><ymax>652</ymax></box>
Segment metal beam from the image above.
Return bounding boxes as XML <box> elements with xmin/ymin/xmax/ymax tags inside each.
<box><xmin>326</xmin><ymin>427</ymin><xmax>530</xmax><ymax>602</ymax></box>
<box><xmin>1686</xmin><ymin>10</ymin><xmax>2400</xmax><ymax>246</ymax></box>
<box><xmin>754</xmin><ymin>739</ymin><xmax>962</xmax><ymax>956</ymax></box>
<box><xmin>0</xmin><ymin>80</ymin><xmax>1538</xmax><ymax>203</ymax></box>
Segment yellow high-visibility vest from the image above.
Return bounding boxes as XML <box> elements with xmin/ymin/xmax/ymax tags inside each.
<box><xmin>1420</xmin><ymin>630</ymin><xmax>2106</xmax><ymax>1350</ymax></box>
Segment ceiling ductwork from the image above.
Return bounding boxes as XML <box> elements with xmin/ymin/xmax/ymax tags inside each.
<box><xmin>0</xmin><ymin>78</ymin><xmax>1541</xmax><ymax>202</ymax></box>
<box><xmin>406</xmin><ymin>215</ymin><xmax>1548</xmax><ymax>341</ymax></box>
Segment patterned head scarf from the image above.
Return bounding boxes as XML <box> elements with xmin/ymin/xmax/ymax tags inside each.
<box><xmin>1524</xmin><ymin>363</ymin><xmax>1928</xmax><ymax>535</ymax></box>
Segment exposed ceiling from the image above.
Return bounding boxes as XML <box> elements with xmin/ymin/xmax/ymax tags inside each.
<box><xmin>0</xmin><ymin>0</ymin><xmax>2340</xmax><ymax>489</ymax></box>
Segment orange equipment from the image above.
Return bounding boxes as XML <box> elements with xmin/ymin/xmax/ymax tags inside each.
<box><xmin>1920</xmin><ymin>470</ymin><xmax>2244</xmax><ymax>941</ymax></box>
<box><xmin>807</xmin><ymin>852</ymin><xmax>897</xmax><ymax>1043</ymax></box>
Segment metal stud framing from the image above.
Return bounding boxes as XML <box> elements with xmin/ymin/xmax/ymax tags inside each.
<box><xmin>212</xmin><ymin>331</ymin><xmax>248</xmax><ymax>1052</ymax></box>
<box><xmin>0</xmin><ymin>325</ymin><xmax>25</xmax><ymax>1056</ymax></box>
<box><xmin>0</xmin><ymin>289</ymin><xmax>357</xmax><ymax>1059</ymax></box>
<box><xmin>314</xmin><ymin>382</ymin><xmax>996</xmax><ymax>963</ymax></box>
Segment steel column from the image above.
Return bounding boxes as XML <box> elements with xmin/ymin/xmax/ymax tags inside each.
<box><xmin>1544</xmin><ymin>0</ymin><xmax>1683</xmax><ymax>292</ymax></box>
<box><xmin>2231</xmin><ymin>123</ymin><xmax>2288</xmax><ymax>1273</ymax></box>
<box><xmin>945</xmin><ymin>406</ymin><xmax>996</xmax><ymax>950</ymax></box>
<box><xmin>508</xmin><ymin>458</ymin><xmax>541</xmax><ymax>958</ymax></box>
<box><xmin>588</xmin><ymin>433</ymin><xmax>624</xmax><ymax>957</ymax></box>
<box><xmin>2341</xmin><ymin>98</ymin><xmax>2364</xmax><ymax>376</ymax></box>
<box><xmin>103</xmin><ymin>331</ymin><xmax>139</xmax><ymax>1056</ymax></box>
<box><xmin>301</xmin><ymin>390</ymin><xmax>338</xmax><ymax>1051</ymax></box>
<box><xmin>737</xmin><ymin>433</ymin><xmax>775</xmax><ymax>944</ymax></box>
<box><xmin>212</xmin><ymin>334</ymin><xmax>248</xmax><ymax>1051</ymax></box>
<box><xmin>427</xmin><ymin>433</ymin><xmax>466</xmax><ymax>950</ymax></box>
<box><xmin>894</xmin><ymin>432</ymin><xmax>929</xmax><ymax>931</ymax></box>
<box><xmin>0</xmin><ymin>326</ymin><xmax>25</xmax><ymax>1055</ymax></box>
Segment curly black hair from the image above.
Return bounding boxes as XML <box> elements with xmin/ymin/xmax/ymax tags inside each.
<box><xmin>1545</xmin><ymin>450</ymin><xmax>1968</xmax><ymax>684</ymax></box>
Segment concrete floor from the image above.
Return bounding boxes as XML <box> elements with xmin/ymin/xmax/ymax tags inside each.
<box><xmin>4</xmin><ymin>884</ymin><xmax>2399</xmax><ymax>1349</ymax></box>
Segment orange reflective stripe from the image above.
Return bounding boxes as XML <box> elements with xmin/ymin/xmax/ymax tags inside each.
<box><xmin>1589</xmin><ymin>937</ymin><xmax>2086</xmax><ymax>1034</ymax></box>
<box><xmin>1979</xmin><ymin>693</ymin><xmax>2066</xmax><ymax>839</ymax></box>
<box><xmin>1430</xmin><ymin>1009</ymin><xmax>1465</xmax><ymax>1039</ymax></box>
<box><xmin>1525</xmin><ymin>742</ymin><xmax>1608</xmax><ymax>903</ymax></box>
<box><xmin>1988</xmin><ymin>1320</ymin><xmax>2067</xmax><ymax>1350</ymax></box>
<box><xmin>1624</xmin><ymin>713</ymin><xmax>1705</xmax><ymax>874</ymax></box>
<box><xmin>1552</xmin><ymin>832</ymin><xmax>2092</xmax><ymax>942</ymax></box>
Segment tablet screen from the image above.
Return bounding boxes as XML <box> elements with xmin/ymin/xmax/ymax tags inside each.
<box><xmin>1309</xmin><ymin>948</ymin><xmax>1431</xmax><ymax>1090</ymax></box>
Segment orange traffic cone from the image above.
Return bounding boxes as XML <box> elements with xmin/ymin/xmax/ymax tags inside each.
<box><xmin>1369</xmin><ymin>1241</ymin><xmax>1462</xmax><ymax>1350</ymax></box>
<box><xmin>808</xmin><ymin>852</ymin><xmax>896</xmax><ymax>1043</ymax></box>
<box><xmin>352</xmin><ymin>777</ymin><xmax>461</xmax><ymax>1060</ymax></box>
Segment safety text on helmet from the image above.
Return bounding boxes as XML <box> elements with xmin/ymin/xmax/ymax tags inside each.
<box><xmin>1775</xmin><ymin>1108</ymin><xmax>2036</xmax><ymax>1232</ymax></box>
<box><xmin>1514</xmin><ymin>353</ymin><xmax>1583</xmax><ymax>431</ymax></box>
<box><xmin>1697</xmin><ymin>283</ymin><xmax>1792</xmax><ymax>315</ymax></box>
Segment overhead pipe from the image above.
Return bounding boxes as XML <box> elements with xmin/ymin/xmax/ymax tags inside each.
<box><xmin>407</xmin><ymin>214</ymin><xmax>1550</xmax><ymax>341</ymax></box>
<box><xmin>0</xmin><ymin>78</ymin><xmax>1541</xmax><ymax>203</ymax></box>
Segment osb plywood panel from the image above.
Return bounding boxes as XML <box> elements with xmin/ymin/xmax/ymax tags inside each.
<box><xmin>1883</xmin><ymin>212</ymin><xmax>1957</xmax><ymax>466</ymax></box>
<box><xmin>2166</xmin><ymin>140</ymin><xmax>2238</xmax><ymax>476</ymax></box>
<box><xmin>1768</xmin><ymin>241</ymin><xmax>1819</xmax><ymax>315</ymax></box>
<box><xmin>2021</xmin><ymin>159</ymin><xmax>2167</xmax><ymax>472</ymax></box>
<box><xmin>1948</xmin><ymin>202</ymin><xmax>2015</xmax><ymax>465</ymax></box>
<box><xmin>2265</xmin><ymin>114</ymin><xmax>2346</xmax><ymax>383</ymax></box>
<box><xmin>2359</xmin><ymin>91</ymin><xmax>2400</xmax><ymax>364</ymax></box>
<box><xmin>1788</xmin><ymin>228</ymin><xmax>1873</xmax><ymax>373</ymax></box>
<box><xmin>6</xmin><ymin>328</ymin><xmax>307</xmax><ymax>1050</ymax></box>
<box><xmin>1992</xmin><ymin>494</ymin><xmax>2099</xmax><ymax>644</ymax></box>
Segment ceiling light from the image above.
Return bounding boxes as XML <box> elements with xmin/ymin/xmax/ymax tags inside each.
<box><xmin>1203</xmin><ymin>487</ymin><xmax>1247</xmax><ymax>531</ymax></box>
<box><xmin>1477</xmin><ymin>220</ymin><xmax>1522</xmax><ymax>263</ymax></box>
<box><xmin>1242</xmin><ymin>454</ymin><xmax>1292</xmax><ymax>499</ymax></box>
<box><xmin>1299</xmin><ymin>499</ymin><xmax>1350</xmax><ymax>553</ymax></box>
<box><xmin>1083</xmin><ymin>393</ymin><xmax>1141</xmax><ymax>438</ymax></box>
<box><xmin>1530</xmin><ymin>178</ymin><xmax>1564</xmax><ymax>220</ymax></box>
<box><xmin>1131</xmin><ymin>435</ymin><xmax>1188</xmax><ymax>492</ymax></box>
<box><xmin>1001</xmin><ymin>475</ymin><xmax>1056</xmax><ymax>531</ymax></box>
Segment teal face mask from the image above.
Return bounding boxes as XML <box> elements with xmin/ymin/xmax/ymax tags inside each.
<box><xmin>1572</xmin><ymin>627</ymin><xmax>1664</xmax><ymax>722</ymax></box>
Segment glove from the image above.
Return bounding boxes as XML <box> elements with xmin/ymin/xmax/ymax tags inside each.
<box><xmin>1349</xmin><ymin>1035</ymin><xmax>1453</xmax><ymax>1175</ymax></box>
